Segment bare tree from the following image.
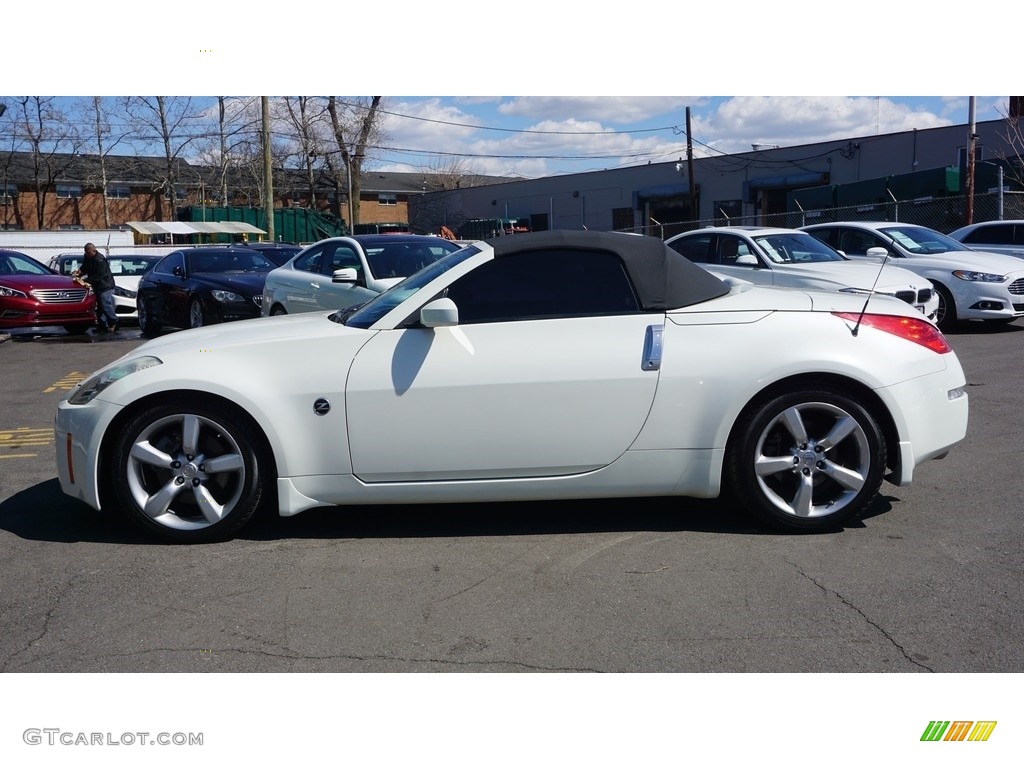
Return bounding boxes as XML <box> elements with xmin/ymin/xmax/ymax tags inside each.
<box><xmin>72</xmin><ymin>96</ymin><xmax>135</xmax><ymax>228</ymax></box>
<box><xmin>996</xmin><ymin>103</ymin><xmax>1024</xmax><ymax>189</ymax></box>
<box><xmin>10</xmin><ymin>97</ymin><xmax>86</xmax><ymax>228</ymax></box>
<box><xmin>277</xmin><ymin>97</ymin><xmax>333</xmax><ymax>208</ymax></box>
<box><xmin>121</xmin><ymin>97</ymin><xmax>206</xmax><ymax>220</ymax></box>
<box><xmin>326</xmin><ymin>97</ymin><xmax>388</xmax><ymax>226</ymax></box>
<box><xmin>409</xmin><ymin>156</ymin><xmax>490</xmax><ymax>234</ymax></box>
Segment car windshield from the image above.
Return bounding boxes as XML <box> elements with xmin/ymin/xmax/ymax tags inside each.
<box><xmin>878</xmin><ymin>226</ymin><xmax>971</xmax><ymax>254</ymax></box>
<box><xmin>187</xmin><ymin>251</ymin><xmax>276</xmax><ymax>273</ymax></box>
<box><xmin>0</xmin><ymin>252</ymin><xmax>51</xmax><ymax>276</ymax></box>
<box><xmin>362</xmin><ymin>239</ymin><xmax>462</xmax><ymax>279</ymax></box>
<box><xmin>337</xmin><ymin>244</ymin><xmax>479</xmax><ymax>328</ymax></box>
<box><xmin>751</xmin><ymin>233</ymin><xmax>846</xmax><ymax>264</ymax></box>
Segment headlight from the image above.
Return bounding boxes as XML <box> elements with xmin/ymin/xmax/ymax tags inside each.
<box><xmin>68</xmin><ymin>356</ymin><xmax>162</xmax><ymax>405</ymax></box>
<box><xmin>952</xmin><ymin>270</ymin><xmax>1005</xmax><ymax>282</ymax></box>
<box><xmin>0</xmin><ymin>284</ymin><xmax>28</xmax><ymax>298</ymax></box>
<box><xmin>114</xmin><ymin>285</ymin><xmax>137</xmax><ymax>298</ymax></box>
<box><xmin>211</xmin><ymin>290</ymin><xmax>244</xmax><ymax>302</ymax></box>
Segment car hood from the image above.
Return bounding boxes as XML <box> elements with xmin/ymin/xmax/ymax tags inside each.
<box><xmin>0</xmin><ymin>273</ymin><xmax>88</xmax><ymax>292</ymax></box>
<box><xmin>189</xmin><ymin>272</ymin><xmax>269</xmax><ymax>293</ymax></box>
<box><xmin>132</xmin><ymin>311</ymin><xmax>358</xmax><ymax>358</ymax></box>
<box><xmin>894</xmin><ymin>249</ymin><xmax>1024</xmax><ymax>275</ymax></box>
<box><xmin>774</xmin><ymin>261</ymin><xmax>929</xmax><ymax>291</ymax></box>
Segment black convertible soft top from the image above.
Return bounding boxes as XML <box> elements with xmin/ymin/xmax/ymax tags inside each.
<box><xmin>486</xmin><ymin>230</ymin><xmax>730</xmax><ymax>311</ymax></box>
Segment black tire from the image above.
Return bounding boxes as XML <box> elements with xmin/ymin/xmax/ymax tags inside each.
<box><xmin>188</xmin><ymin>298</ymin><xmax>206</xmax><ymax>329</ymax></box>
<box><xmin>63</xmin><ymin>324</ymin><xmax>91</xmax><ymax>335</ymax></box>
<box><xmin>270</xmin><ymin>304</ymin><xmax>287</xmax><ymax>317</ymax></box>
<box><xmin>933</xmin><ymin>283</ymin><xmax>958</xmax><ymax>331</ymax></box>
<box><xmin>726</xmin><ymin>386</ymin><xmax>886</xmax><ymax>533</ymax></box>
<box><xmin>137</xmin><ymin>294</ymin><xmax>162</xmax><ymax>337</ymax></box>
<box><xmin>108</xmin><ymin>400</ymin><xmax>271</xmax><ymax>543</ymax></box>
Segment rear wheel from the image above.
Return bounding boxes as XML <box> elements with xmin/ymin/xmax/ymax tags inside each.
<box><xmin>270</xmin><ymin>304</ymin><xmax>287</xmax><ymax>317</ymax></box>
<box><xmin>108</xmin><ymin>400</ymin><xmax>271</xmax><ymax>543</ymax></box>
<box><xmin>727</xmin><ymin>386</ymin><xmax>886</xmax><ymax>532</ymax></box>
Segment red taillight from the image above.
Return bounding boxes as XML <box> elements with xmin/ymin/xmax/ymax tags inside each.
<box><xmin>832</xmin><ymin>312</ymin><xmax>952</xmax><ymax>354</ymax></box>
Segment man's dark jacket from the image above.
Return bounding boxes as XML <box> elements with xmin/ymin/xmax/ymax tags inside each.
<box><xmin>78</xmin><ymin>254</ymin><xmax>115</xmax><ymax>293</ymax></box>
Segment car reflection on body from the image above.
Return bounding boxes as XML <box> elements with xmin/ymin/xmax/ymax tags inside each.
<box><xmin>56</xmin><ymin>231</ymin><xmax>968</xmax><ymax>543</ymax></box>
<box><xmin>49</xmin><ymin>253</ymin><xmax>163</xmax><ymax>323</ymax></box>
<box><xmin>261</xmin><ymin>234</ymin><xmax>461</xmax><ymax>316</ymax></box>
<box><xmin>135</xmin><ymin>246</ymin><xmax>277</xmax><ymax>336</ymax></box>
<box><xmin>0</xmin><ymin>249</ymin><xmax>96</xmax><ymax>334</ymax></box>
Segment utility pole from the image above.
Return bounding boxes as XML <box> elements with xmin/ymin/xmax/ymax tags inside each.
<box><xmin>262</xmin><ymin>97</ymin><xmax>275</xmax><ymax>242</ymax></box>
<box><xmin>686</xmin><ymin>107</ymin><xmax>696</xmax><ymax>222</ymax></box>
<box><xmin>965</xmin><ymin>96</ymin><xmax>977</xmax><ymax>226</ymax></box>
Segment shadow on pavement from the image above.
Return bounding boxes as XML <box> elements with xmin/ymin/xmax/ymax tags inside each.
<box><xmin>0</xmin><ymin>477</ymin><xmax>895</xmax><ymax>545</ymax></box>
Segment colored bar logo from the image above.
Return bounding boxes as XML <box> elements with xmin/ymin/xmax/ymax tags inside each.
<box><xmin>921</xmin><ymin>721</ymin><xmax>997</xmax><ymax>742</ymax></box>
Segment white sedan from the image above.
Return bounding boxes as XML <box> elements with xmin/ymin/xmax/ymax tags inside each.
<box><xmin>665</xmin><ymin>226</ymin><xmax>940</xmax><ymax>321</ymax></box>
<box><xmin>55</xmin><ymin>231</ymin><xmax>968</xmax><ymax>543</ymax></box>
<box><xmin>801</xmin><ymin>222</ymin><xmax>1024</xmax><ymax>329</ymax></box>
<box><xmin>261</xmin><ymin>234</ymin><xmax>461</xmax><ymax>316</ymax></box>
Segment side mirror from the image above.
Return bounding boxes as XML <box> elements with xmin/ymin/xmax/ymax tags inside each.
<box><xmin>420</xmin><ymin>298</ymin><xmax>459</xmax><ymax>328</ymax></box>
<box><xmin>866</xmin><ymin>247</ymin><xmax>890</xmax><ymax>259</ymax></box>
<box><xmin>735</xmin><ymin>254</ymin><xmax>759</xmax><ymax>267</ymax></box>
<box><xmin>173</xmin><ymin>265</ymin><xmax>185</xmax><ymax>277</ymax></box>
<box><xmin>332</xmin><ymin>267</ymin><xmax>358</xmax><ymax>284</ymax></box>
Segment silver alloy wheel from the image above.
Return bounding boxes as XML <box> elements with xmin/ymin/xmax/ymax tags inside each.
<box><xmin>125</xmin><ymin>412</ymin><xmax>246</xmax><ymax>532</ymax></box>
<box><xmin>752</xmin><ymin>401</ymin><xmax>870</xmax><ymax>519</ymax></box>
<box><xmin>189</xmin><ymin>299</ymin><xmax>205</xmax><ymax>328</ymax></box>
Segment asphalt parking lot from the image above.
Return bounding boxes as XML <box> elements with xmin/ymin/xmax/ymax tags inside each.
<box><xmin>0</xmin><ymin>320</ymin><xmax>1022</xmax><ymax>673</ymax></box>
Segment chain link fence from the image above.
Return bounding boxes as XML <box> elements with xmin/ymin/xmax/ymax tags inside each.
<box><xmin>620</xmin><ymin>191</ymin><xmax>1024</xmax><ymax>240</ymax></box>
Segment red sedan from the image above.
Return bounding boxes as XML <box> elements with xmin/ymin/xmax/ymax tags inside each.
<box><xmin>0</xmin><ymin>249</ymin><xmax>97</xmax><ymax>335</ymax></box>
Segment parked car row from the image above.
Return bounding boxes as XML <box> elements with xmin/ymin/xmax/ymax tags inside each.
<box><xmin>5</xmin><ymin>223</ymin><xmax>1024</xmax><ymax>340</ymax></box>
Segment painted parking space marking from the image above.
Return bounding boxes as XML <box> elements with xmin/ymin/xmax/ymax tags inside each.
<box><xmin>44</xmin><ymin>372</ymin><xmax>88</xmax><ymax>394</ymax></box>
<box><xmin>0</xmin><ymin>427</ymin><xmax>53</xmax><ymax>459</ymax></box>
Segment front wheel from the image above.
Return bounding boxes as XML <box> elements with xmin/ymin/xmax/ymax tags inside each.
<box><xmin>933</xmin><ymin>283</ymin><xmax>958</xmax><ymax>330</ymax></box>
<box><xmin>63</xmin><ymin>324</ymin><xmax>91</xmax><ymax>335</ymax></box>
<box><xmin>108</xmin><ymin>401</ymin><xmax>271</xmax><ymax>542</ymax></box>
<box><xmin>137</xmin><ymin>294</ymin><xmax>162</xmax><ymax>337</ymax></box>
<box><xmin>189</xmin><ymin>298</ymin><xmax>206</xmax><ymax>328</ymax></box>
<box><xmin>727</xmin><ymin>386</ymin><xmax>886</xmax><ymax>532</ymax></box>
<box><xmin>270</xmin><ymin>304</ymin><xmax>287</xmax><ymax>317</ymax></box>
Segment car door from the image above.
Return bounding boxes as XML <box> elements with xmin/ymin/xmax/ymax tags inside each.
<box><xmin>140</xmin><ymin>252</ymin><xmax>185</xmax><ymax>324</ymax></box>
<box><xmin>344</xmin><ymin>247</ymin><xmax>663</xmax><ymax>482</ymax></box>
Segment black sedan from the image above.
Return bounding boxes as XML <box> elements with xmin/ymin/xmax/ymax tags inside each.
<box><xmin>137</xmin><ymin>247</ymin><xmax>276</xmax><ymax>336</ymax></box>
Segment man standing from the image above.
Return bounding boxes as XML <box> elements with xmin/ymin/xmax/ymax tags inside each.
<box><xmin>73</xmin><ymin>242</ymin><xmax>119</xmax><ymax>333</ymax></box>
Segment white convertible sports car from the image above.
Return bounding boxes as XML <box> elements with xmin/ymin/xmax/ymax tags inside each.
<box><xmin>55</xmin><ymin>231</ymin><xmax>969</xmax><ymax>543</ymax></box>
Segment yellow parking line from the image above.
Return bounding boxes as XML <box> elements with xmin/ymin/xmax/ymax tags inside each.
<box><xmin>43</xmin><ymin>372</ymin><xmax>88</xmax><ymax>394</ymax></box>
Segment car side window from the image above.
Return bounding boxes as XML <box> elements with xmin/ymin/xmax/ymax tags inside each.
<box><xmin>837</xmin><ymin>230</ymin><xmax>882</xmax><ymax>256</ymax></box>
<box><xmin>322</xmin><ymin>245</ymin><xmax>360</xmax><ymax>275</ymax></box>
<box><xmin>292</xmin><ymin>245</ymin><xmax>324</xmax><ymax>273</ymax></box>
<box><xmin>154</xmin><ymin>253</ymin><xmax>184</xmax><ymax>275</ymax></box>
<box><xmin>667</xmin><ymin>234</ymin><xmax>713</xmax><ymax>264</ymax></box>
<box><xmin>716</xmin><ymin>236</ymin><xmax>751</xmax><ymax>265</ymax></box>
<box><xmin>964</xmin><ymin>224</ymin><xmax>1013</xmax><ymax>245</ymax></box>
<box><xmin>444</xmin><ymin>248</ymin><xmax>639</xmax><ymax>324</ymax></box>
